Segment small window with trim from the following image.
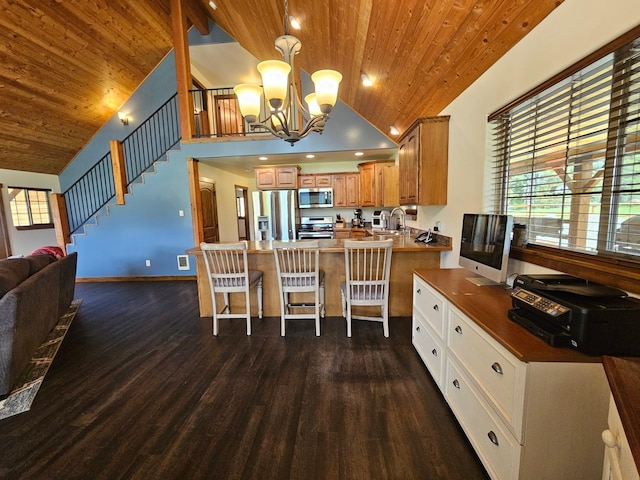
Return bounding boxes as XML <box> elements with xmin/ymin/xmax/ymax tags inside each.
<box><xmin>8</xmin><ymin>187</ymin><xmax>54</xmax><ymax>230</ymax></box>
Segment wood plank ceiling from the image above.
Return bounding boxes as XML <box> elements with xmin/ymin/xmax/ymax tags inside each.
<box><xmin>0</xmin><ymin>0</ymin><xmax>563</xmax><ymax>176</ymax></box>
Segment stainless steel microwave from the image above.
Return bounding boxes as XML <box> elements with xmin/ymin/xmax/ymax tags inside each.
<box><xmin>298</xmin><ymin>188</ymin><xmax>333</xmax><ymax>208</ymax></box>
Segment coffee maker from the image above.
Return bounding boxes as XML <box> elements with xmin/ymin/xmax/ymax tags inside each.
<box><xmin>352</xmin><ymin>208</ymin><xmax>364</xmax><ymax>227</ymax></box>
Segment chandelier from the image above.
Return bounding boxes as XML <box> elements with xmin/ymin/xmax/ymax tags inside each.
<box><xmin>233</xmin><ymin>0</ymin><xmax>342</xmax><ymax>145</ymax></box>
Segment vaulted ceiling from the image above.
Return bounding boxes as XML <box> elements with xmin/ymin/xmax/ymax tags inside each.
<box><xmin>0</xmin><ymin>0</ymin><xmax>563</xmax><ymax>176</ymax></box>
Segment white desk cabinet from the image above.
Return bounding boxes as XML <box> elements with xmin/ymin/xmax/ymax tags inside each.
<box><xmin>602</xmin><ymin>394</ymin><xmax>640</xmax><ymax>480</ymax></box>
<box><xmin>412</xmin><ymin>271</ymin><xmax>610</xmax><ymax>480</ymax></box>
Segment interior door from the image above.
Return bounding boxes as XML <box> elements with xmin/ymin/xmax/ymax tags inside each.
<box><xmin>200</xmin><ymin>180</ymin><xmax>219</xmax><ymax>243</ymax></box>
<box><xmin>235</xmin><ymin>186</ymin><xmax>249</xmax><ymax>240</ymax></box>
<box><xmin>214</xmin><ymin>94</ymin><xmax>244</xmax><ymax>137</ymax></box>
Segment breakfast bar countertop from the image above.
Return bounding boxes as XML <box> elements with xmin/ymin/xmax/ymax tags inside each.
<box><xmin>187</xmin><ymin>234</ymin><xmax>450</xmax><ymax>318</ymax></box>
<box><xmin>187</xmin><ymin>235</ymin><xmax>452</xmax><ymax>255</ymax></box>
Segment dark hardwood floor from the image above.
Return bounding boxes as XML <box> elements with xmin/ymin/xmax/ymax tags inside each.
<box><xmin>0</xmin><ymin>281</ymin><xmax>489</xmax><ymax>480</ymax></box>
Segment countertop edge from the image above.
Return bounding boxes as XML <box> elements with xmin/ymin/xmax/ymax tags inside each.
<box><xmin>188</xmin><ymin>238</ymin><xmax>452</xmax><ymax>255</ymax></box>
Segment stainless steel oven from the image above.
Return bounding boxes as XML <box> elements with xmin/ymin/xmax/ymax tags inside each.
<box><xmin>298</xmin><ymin>216</ymin><xmax>335</xmax><ymax>239</ymax></box>
<box><xmin>298</xmin><ymin>188</ymin><xmax>333</xmax><ymax>209</ymax></box>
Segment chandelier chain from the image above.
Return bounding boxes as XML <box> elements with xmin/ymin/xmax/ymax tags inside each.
<box><xmin>283</xmin><ymin>0</ymin><xmax>289</xmax><ymax>35</ymax></box>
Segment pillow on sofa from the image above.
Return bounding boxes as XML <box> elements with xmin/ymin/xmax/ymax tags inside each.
<box><xmin>0</xmin><ymin>258</ymin><xmax>30</xmax><ymax>298</ymax></box>
<box><xmin>31</xmin><ymin>246</ymin><xmax>64</xmax><ymax>259</ymax></box>
<box><xmin>24</xmin><ymin>254</ymin><xmax>56</xmax><ymax>276</ymax></box>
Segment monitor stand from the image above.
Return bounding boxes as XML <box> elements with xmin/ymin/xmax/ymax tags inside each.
<box><xmin>466</xmin><ymin>276</ymin><xmax>501</xmax><ymax>287</ymax></box>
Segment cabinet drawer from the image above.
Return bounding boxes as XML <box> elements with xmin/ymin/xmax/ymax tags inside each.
<box><xmin>445</xmin><ymin>357</ymin><xmax>521</xmax><ymax>480</ymax></box>
<box><xmin>448</xmin><ymin>306</ymin><xmax>526</xmax><ymax>440</ymax></box>
<box><xmin>412</xmin><ymin>310</ymin><xmax>445</xmax><ymax>390</ymax></box>
<box><xmin>413</xmin><ymin>275</ymin><xmax>445</xmax><ymax>338</ymax></box>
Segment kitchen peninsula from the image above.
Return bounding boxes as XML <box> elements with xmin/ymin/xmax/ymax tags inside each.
<box><xmin>188</xmin><ymin>235</ymin><xmax>451</xmax><ymax>318</ymax></box>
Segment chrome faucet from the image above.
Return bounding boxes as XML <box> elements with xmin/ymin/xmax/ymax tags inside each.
<box><xmin>389</xmin><ymin>207</ymin><xmax>406</xmax><ymax>231</ymax></box>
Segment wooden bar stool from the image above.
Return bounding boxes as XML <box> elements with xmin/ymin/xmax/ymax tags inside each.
<box><xmin>200</xmin><ymin>241</ymin><xmax>263</xmax><ymax>335</ymax></box>
<box><xmin>341</xmin><ymin>239</ymin><xmax>393</xmax><ymax>337</ymax></box>
<box><xmin>273</xmin><ymin>240</ymin><xmax>325</xmax><ymax>336</ymax></box>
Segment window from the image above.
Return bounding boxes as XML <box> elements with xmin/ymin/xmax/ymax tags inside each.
<box><xmin>488</xmin><ymin>31</ymin><xmax>640</xmax><ymax>262</ymax></box>
<box><xmin>8</xmin><ymin>187</ymin><xmax>54</xmax><ymax>230</ymax></box>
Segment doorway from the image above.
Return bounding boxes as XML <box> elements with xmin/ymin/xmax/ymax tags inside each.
<box><xmin>235</xmin><ymin>186</ymin><xmax>249</xmax><ymax>240</ymax></box>
<box><xmin>199</xmin><ymin>180</ymin><xmax>219</xmax><ymax>243</ymax></box>
<box><xmin>214</xmin><ymin>94</ymin><xmax>244</xmax><ymax>137</ymax></box>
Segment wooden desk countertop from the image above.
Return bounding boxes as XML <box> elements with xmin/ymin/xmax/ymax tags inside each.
<box><xmin>413</xmin><ymin>268</ymin><xmax>602</xmax><ymax>364</ymax></box>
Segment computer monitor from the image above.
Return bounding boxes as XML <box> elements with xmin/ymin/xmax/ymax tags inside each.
<box><xmin>458</xmin><ymin>213</ymin><xmax>514</xmax><ymax>286</ymax></box>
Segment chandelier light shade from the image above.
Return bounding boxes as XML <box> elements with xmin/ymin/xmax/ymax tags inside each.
<box><xmin>232</xmin><ymin>0</ymin><xmax>342</xmax><ymax>145</ymax></box>
<box><xmin>257</xmin><ymin>60</ymin><xmax>291</xmax><ymax>109</ymax></box>
<box><xmin>311</xmin><ymin>70</ymin><xmax>343</xmax><ymax>113</ymax></box>
<box><xmin>233</xmin><ymin>84</ymin><xmax>263</xmax><ymax>123</ymax></box>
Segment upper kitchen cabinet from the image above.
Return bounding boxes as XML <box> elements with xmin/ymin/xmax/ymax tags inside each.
<box><xmin>398</xmin><ymin>116</ymin><xmax>449</xmax><ymax>205</ymax></box>
<box><xmin>359</xmin><ymin>161</ymin><xmax>398</xmax><ymax>207</ymax></box>
<box><xmin>298</xmin><ymin>174</ymin><xmax>332</xmax><ymax>188</ymax></box>
<box><xmin>376</xmin><ymin>161</ymin><xmax>399</xmax><ymax>207</ymax></box>
<box><xmin>255</xmin><ymin>166</ymin><xmax>300</xmax><ymax>190</ymax></box>
<box><xmin>358</xmin><ymin>162</ymin><xmax>376</xmax><ymax>206</ymax></box>
<box><xmin>333</xmin><ymin>173</ymin><xmax>360</xmax><ymax>207</ymax></box>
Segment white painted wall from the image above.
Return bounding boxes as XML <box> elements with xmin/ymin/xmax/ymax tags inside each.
<box><xmin>198</xmin><ymin>163</ymin><xmax>256</xmax><ymax>242</ymax></box>
<box><xmin>0</xmin><ymin>169</ymin><xmax>60</xmax><ymax>256</ymax></box>
<box><xmin>412</xmin><ymin>0</ymin><xmax>640</xmax><ymax>275</ymax></box>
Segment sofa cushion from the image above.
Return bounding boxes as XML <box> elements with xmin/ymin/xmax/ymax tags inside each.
<box><xmin>0</xmin><ymin>259</ymin><xmax>30</xmax><ymax>299</ymax></box>
<box><xmin>24</xmin><ymin>254</ymin><xmax>56</xmax><ymax>276</ymax></box>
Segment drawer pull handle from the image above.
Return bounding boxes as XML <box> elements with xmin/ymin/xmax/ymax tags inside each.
<box><xmin>415</xmin><ymin>326</ymin><xmax>420</xmax><ymax>333</ymax></box>
<box><xmin>452</xmin><ymin>379</ymin><xmax>460</xmax><ymax>389</ymax></box>
<box><xmin>491</xmin><ymin>362</ymin><xmax>504</xmax><ymax>375</ymax></box>
<box><xmin>602</xmin><ymin>429</ymin><xmax>618</xmax><ymax>448</ymax></box>
<box><xmin>417</xmin><ymin>288</ymin><xmax>421</xmax><ymax>294</ymax></box>
<box><xmin>487</xmin><ymin>431</ymin><xmax>499</xmax><ymax>446</ymax></box>
<box><xmin>433</xmin><ymin>304</ymin><xmax>439</xmax><ymax>311</ymax></box>
<box><xmin>454</xmin><ymin>325</ymin><xmax>463</xmax><ymax>334</ymax></box>
<box><xmin>431</xmin><ymin>348</ymin><xmax>437</xmax><ymax>356</ymax></box>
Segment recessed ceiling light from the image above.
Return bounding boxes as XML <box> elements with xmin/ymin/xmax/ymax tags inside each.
<box><xmin>389</xmin><ymin>126</ymin><xmax>400</xmax><ymax>136</ymax></box>
<box><xmin>305</xmin><ymin>154</ymin><xmax>315</xmax><ymax>159</ymax></box>
<box><xmin>208</xmin><ymin>1</ymin><xmax>217</xmax><ymax>10</ymax></box>
<box><xmin>289</xmin><ymin>16</ymin><xmax>301</xmax><ymax>30</ymax></box>
<box><xmin>361</xmin><ymin>73</ymin><xmax>373</xmax><ymax>87</ymax></box>
<box><xmin>355</xmin><ymin>152</ymin><xmax>364</xmax><ymax>157</ymax></box>
<box><xmin>259</xmin><ymin>156</ymin><xmax>268</xmax><ymax>161</ymax></box>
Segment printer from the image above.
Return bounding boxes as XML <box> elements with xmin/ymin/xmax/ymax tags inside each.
<box><xmin>508</xmin><ymin>274</ymin><xmax>640</xmax><ymax>356</ymax></box>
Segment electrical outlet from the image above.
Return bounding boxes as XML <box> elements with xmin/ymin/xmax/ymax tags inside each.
<box><xmin>177</xmin><ymin>255</ymin><xmax>189</xmax><ymax>270</ymax></box>
<box><xmin>145</xmin><ymin>260</ymin><xmax>151</xmax><ymax>267</ymax></box>
<box><xmin>179</xmin><ymin>210</ymin><xmax>184</xmax><ymax>217</ymax></box>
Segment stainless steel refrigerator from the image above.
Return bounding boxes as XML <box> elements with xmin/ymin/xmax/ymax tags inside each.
<box><xmin>252</xmin><ymin>190</ymin><xmax>298</xmax><ymax>241</ymax></box>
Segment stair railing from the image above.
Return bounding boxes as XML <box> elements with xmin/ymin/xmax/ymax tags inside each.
<box><xmin>62</xmin><ymin>94</ymin><xmax>180</xmax><ymax>234</ymax></box>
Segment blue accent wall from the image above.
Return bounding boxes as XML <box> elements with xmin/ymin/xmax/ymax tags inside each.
<box><xmin>67</xmin><ymin>153</ymin><xmax>195</xmax><ymax>277</ymax></box>
<box><xmin>60</xmin><ymin>21</ymin><xmax>397</xmax><ymax>279</ymax></box>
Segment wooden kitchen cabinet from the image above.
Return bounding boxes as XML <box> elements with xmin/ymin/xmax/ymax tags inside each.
<box><xmin>298</xmin><ymin>174</ymin><xmax>332</xmax><ymax>188</ymax></box>
<box><xmin>398</xmin><ymin>116</ymin><xmax>449</xmax><ymax>205</ymax></box>
<box><xmin>358</xmin><ymin>163</ymin><xmax>376</xmax><ymax>206</ymax></box>
<box><xmin>255</xmin><ymin>166</ymin><xmax>299</xmax><ymax>190</ymax></box>
<box><xmin>359</xmin><ymin>160</ymin><xmax>398</xmax><ymax>207</ymax></box>
<box><xmin>375</xmin><ymin>161</ymin><xmax>399</xmax><ymax>207</ymax></box>
<box><xmin>332</xmin><ymin>173</ymin><xmax>360</xmax><ymax>207</ymax></box>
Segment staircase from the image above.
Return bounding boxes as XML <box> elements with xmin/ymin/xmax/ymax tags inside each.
<box><xmin>61</xmin><ymin>94</ymin><xmax>181</xmax><ymax>241</ymax></box>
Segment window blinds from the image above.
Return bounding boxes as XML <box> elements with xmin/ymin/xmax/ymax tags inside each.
<box><xmin>488</xmin><ymin>36</ymin><xmax>640</xmax><ymax>259</ymax></box>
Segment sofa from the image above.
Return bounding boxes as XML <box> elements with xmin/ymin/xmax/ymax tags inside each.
<box><xmin>0</xmin><ymin>252</ymin><xmax>77</xmax><ymax>396</ymax></box>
